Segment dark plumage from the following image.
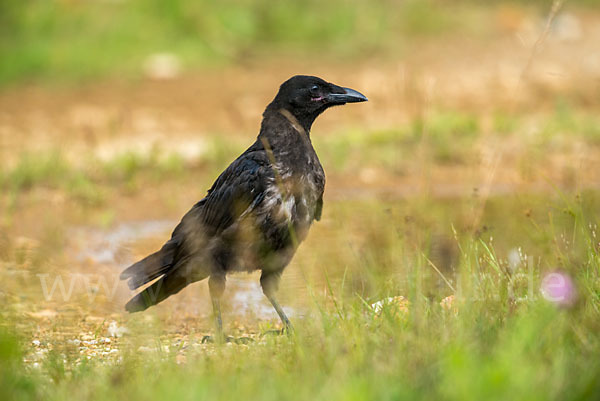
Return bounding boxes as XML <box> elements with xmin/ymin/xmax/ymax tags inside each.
<box><xmin>120</xmin><ymin>75</ymin><xmax>367</xmax><ymax>337</ymax></box>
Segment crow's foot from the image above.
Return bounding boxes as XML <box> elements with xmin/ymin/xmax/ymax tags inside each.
<box><xmin>261</xmin><ymin>326</ymin><xmax>294</xmax><ymax>337</ymax></box>
<box><xmin>201</xmin><ymin>335</ymin><xmax>254</xmax><ymax>344</ymax></box>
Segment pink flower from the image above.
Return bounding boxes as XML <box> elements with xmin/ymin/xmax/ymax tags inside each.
<box><xmin>541</xmin><ymin>271</ymin><xmax>576</xmax><ymax>307</ymax></box>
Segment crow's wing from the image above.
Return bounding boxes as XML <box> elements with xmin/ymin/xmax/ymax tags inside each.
<box><xmin>121</xmin><ymin>147</ymin><xmax>272</xmax><ymax>289</ymax></box>
<box><xmin>175</xmin><ymin>148</ymin><xmax>272</xmax><ymax>239</ymax></box>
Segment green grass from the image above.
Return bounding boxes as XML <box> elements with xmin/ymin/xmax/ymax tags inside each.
<box><xmin>2</xmin><ymin>201</ymin><xmax>600</xmax><ymax>401</ymax></box>
<box><xmin>2</xmin><ymin>185</ymin><xmax>600</xmax><ymax>400</ymax></box>
<box><xmin>2</xmin><ymin>0</ymin><xmax>599</xmax><ymax>86</ymax></box>
<box><xmin>6</xmin><ymin>302</ymin><xmax>599</xmax><ymax>401</ymax></box>
<box><xmin>0</xmin><ymin>0</ymin><xmax>391</xmax><ymax>85</ymax></box>
<box><xmin>0</xmin><ymin>150</ymin><xmax>187</xmax><ymax>205</ymax></box>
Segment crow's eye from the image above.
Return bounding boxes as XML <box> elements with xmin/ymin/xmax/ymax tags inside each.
<box><xmin>309</xmin><ymin>85</ymin><xmax>319</xmax><ymax>95</ymax></box>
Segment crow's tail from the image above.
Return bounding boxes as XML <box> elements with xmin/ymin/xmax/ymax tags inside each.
<box><xmin>124</xmin><ymin>273</ymin><xmax>189</xmax><ymax>312</ymax></box>
<box><xmin>121</xmin><ymin>238</ymin><xmax>188</xmax><ymax>312</ymax></box>
<box><xmin>120</xmin><ymin>239</ymin><xmax>179</xmax><ymax>290</ymax></box>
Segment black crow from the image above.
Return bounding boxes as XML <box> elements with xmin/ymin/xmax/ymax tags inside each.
<box><xmin>120</xmin><ymin>75</ymin><xmax>367</xmax><ymax>339</ymax></box>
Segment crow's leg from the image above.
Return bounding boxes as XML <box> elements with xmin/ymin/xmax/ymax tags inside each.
<box><xmin>266</xmin><ymin>294</ymin><xmax>293</xmax><ymax>333</ymax></box>
<box><xmin>207</xmin><ymin>274</ymin><xmax>226</xmax><ymax>342</ymax></box>
<box><xmin>260</xmin><ymin>271</ymin><xmax>293</xmax><ymax>333</ymax></box>
<box><xmin>201</xmin><ymin>273</ymin><xmax>255</xmax><ymax>344</ymax></box>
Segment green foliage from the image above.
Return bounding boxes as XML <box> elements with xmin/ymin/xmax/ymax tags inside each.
<box><xmin>0</xmin><ymin>0</ymin><xmax>389</xmax><ymax>85</ymax></box>
<box><xmin>8</xmin><ymin>0</ymin><xmax>600</xmax><ymax>85</ymax></box>
<box><xmin>0</xmin><ymin>150</ymin><xmax>188</xmax><ymax>209</ymax></box>
<box><xmin>0</xmin><ymin>152</ymin><xmax>70</xmax><ymax>191</ymax></box>
<box><xmin>426</xmin><ymin>112</ymin><xmax>480</xmax><ymax>164</ymax></box>
<box><xmin>542</xmin><ymin>100</ymin><xmax>600</xmax><ymax>145</ymax></box>
<box><xmin>2</xmin><ymin>188</ymin><xmax>600</xmax><ymax>400</ymax></box>
<box><xmin>0</xmin><ymin>327</ymin><xmax>38</xmax><ymax>401</ymax></box>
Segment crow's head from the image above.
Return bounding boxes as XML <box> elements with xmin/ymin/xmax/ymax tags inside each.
<box><xmin>265</xmin><ymin>75</ymin><xmax>367</xmax><ymax>130</ymax></box>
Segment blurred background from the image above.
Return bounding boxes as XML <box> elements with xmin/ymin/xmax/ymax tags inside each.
<box><xmin>1</xmin><ymin>0</ymin><xmax>599</xmax><ymax>183</ymax></box>
<box><xmin>1</xmin><ymin>1</ymin><xmax>600</xmax><ymax>399</ymax></box>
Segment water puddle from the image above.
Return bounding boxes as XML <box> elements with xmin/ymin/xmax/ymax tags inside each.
<box><xmin>66</xmin><ymin>220</ymin><xmax>296</xmax><ymax>320</ymax></box>
<box><xmin>70</xmin><ymin>220</ymin><xmax>176</xmax><ymax>267</ymax></box>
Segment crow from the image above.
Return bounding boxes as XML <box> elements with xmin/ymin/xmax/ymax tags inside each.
<box><xmin>120</xmin><ymin>75</ymin><xmax>367</xmax><ymax>339</ymax></box>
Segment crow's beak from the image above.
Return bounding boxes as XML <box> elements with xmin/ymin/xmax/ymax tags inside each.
<box><xmin>327</xmin><ymin>86</ymin><xmax>368</xmax><ymax>104</ymax></box>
